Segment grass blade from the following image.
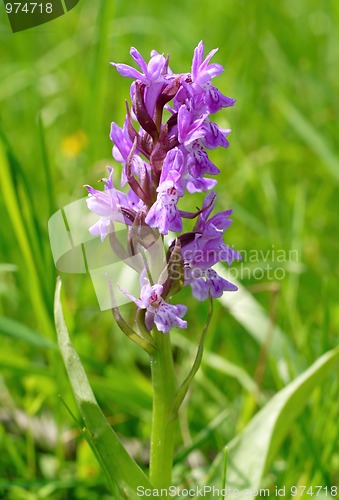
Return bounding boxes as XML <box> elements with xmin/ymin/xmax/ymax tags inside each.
<box><xmin>0</xmin><ymin>316</ymin><xmax>57</xmax><ymax>349</ymax></box>
<box><xmin>277</xmin><ymin>97</ymin><xmax>339</xmax><ymax>183</ymax></box>
<box><xmin>216</xmin><ymin>264</ymin><xmax>302</xmax><ymax>383</ymax></box>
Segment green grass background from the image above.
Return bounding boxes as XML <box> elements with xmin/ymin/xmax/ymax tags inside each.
<box><xmin>0</xmin><ymin>0</ymin><xmax>338</xmax><ymax>498</ymax></box>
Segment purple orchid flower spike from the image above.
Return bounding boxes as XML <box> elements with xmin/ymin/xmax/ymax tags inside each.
<box><xmin>86</xmin><ymin>41</ymin><xmax>240</xmax><ymax>334</ymax></box>
<box><xmin>80</xmin><ymin>42</ymin><xmax>244</xmax><ymax>494</ymax></box>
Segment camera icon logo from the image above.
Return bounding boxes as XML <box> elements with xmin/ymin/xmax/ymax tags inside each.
<box><xmin>48</xmin><ymin>196</ymin><xmax>168</xmax><ymax>311</ymax></box>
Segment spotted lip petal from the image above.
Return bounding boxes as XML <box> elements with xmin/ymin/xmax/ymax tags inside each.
<box><xmin>153</xmin><ymin>302</ymin><xmax>188</xmax><ymax>334</ymax></box>
<box><xmin>120</xmin><ymin>278</ymin><xmax>187</xmax><ymax>334</ymax></box>
<box><xmin>186</xmin><ymin>268</ymin><xmax>238</xmax><ymax>302</ymax></box>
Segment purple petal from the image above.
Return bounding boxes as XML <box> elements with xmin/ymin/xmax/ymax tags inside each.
<box><xmin>86</xmin><ymin>195</ymin><xmax>112</xmax><ymax>217</ymax></box>
<box><xmin>203</xmin><ymin>122</ymin><xmax>231</xmax><ymax>149</ymax></box>
<box><xmin>178</xmin><ymin>105</ymin><xmax>192</xmax><ymax>143</ymax></box>
<box><xmin>89</xmin><ymin>219</ymin><xmax>111</xmax><ymax>241</ymax></box>
<box><xmin>197</xmin><ymin>190</ymin><xmax>217</xmax><ymax>228</ymax></box>
<box><xmin>219</xmin><ymin>244</ymin><xmax>243</xmax><ymax>265</ymax></box>
<box><xmin>146</xmin><ymin>201</ymin><xmax>171</xmax><ymax>235</ymax></box>
<box><xmin>191</xmin><ymin>41</ymin><xmax>204</xmax><ymax>80</ymax></box>
<box><xmin>204</xmin><ymin>86</ymin><xmax>235</xmax><ymax>114</ymax></box>
<box><xmin>207</xmin><ymin>210</ymin><xmax>233</xmax><ymax>231</ymax></box>
<box><xmin>119</xmin><ymin>285</ymin><xmax>144</xmax><ymax>308</ymax></box>
<box><xmin>197</xmin><ymin>64</ymin><xmax>223</xmax><ymax>85</ymax></box>
<box><xmin>206</xmin><ymin>269</ymin><xmax>238</xmax><ymax>297</ymax></box>
<box><xmin>188</xmin><ymin>143</ymin><xmax>220</xmax><ymax>177</ymax></box>
<box><xmin>178</xmin><ymin>105</ymin><xmax>207</xmax><ymax>145</ymax></box>
<box><xmin>144</xmin><ymin>81</ymin><xmax>165</xmax><ymax>117</ymax></box>
<box><xmin>140</xmin><ymin>281</ymin><xmax>163</xmax><ymax>307</ymax></box>
<box><xmin>161</xmin><ymin>148</ymin><xmax>185</xmax><ymax>182</ymax></box>
<box><xmin>147</xmin><ymin>54</ymin><xmax>166</xmax><ymax>81</ymax></box>
<box><xmin>130</xmin><ymin>47</ymin><xmax>148</xmax><ymax>74</ymax></box>
<box><xmin>189</xmin><ymin>277</ymin><xmax>209</xmax><ymax>301</ymax></box>
<box><xmin>201</xmin><ymin>47</ymin><xmax>219</xmax><ymax>69</ymax></box>
<box><xmin>110</xmin><ymin>122</ymin><xmax>132</xmax><ymax>163</ymax></box>
<box><xmin>185</xmin><ymin>177</ymin><xmax>217</xmax><ymax>193</ymax></box>
<box><xmin>174</xmin><ymin>304</ymin><xmax>188</xmax><ymax>318</ymax></box>
<box><xmin>168</xmin><ymin>207</ymin><xmax>182</xmax><ymax>232</ymax></box>
<box><xmin>154</xmin><ymin>302</ymin><xmax>187</xmax><ymax>333</ymax></box>
<box><xmin>145</xmin><ymin>200</ymin><xmax>165</xmax><ymax>231</ymax></box>
<box><xmin>111</xmin><ymin>63</ymin><xmax>145</xmax><ymax>81</ymax></box>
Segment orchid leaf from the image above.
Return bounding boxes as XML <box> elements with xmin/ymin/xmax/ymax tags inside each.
<box><xmin>54</xmin><ymin>277</ymin><xmax>153</xmax><ymax>497</ymax></box>
<box><xmin>206</xmin><ymin>347</ymin><xmax>339</xmax><ymax>499</ymax></box>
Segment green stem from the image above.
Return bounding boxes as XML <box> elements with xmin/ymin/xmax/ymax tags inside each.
<box><xmin>149</xmin><ymin>331</ymin><xmax>177</xmax><ymax>489</ymax></box>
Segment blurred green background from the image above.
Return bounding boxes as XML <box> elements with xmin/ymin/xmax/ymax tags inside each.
<box><xmin>0</xmin><ymin>0</ymin><xmax>338</xmax><ymax>498</ymax></box>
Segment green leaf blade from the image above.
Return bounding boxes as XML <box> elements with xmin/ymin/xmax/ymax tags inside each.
<box><xmin>207</xmin><ymin>347</ymin><xmax>339</xmax><ymax>499</ymax></box>
<box><xmin>54</xmin><ymin>277</ymin><xmax>152</xmax><ymax>498</ymax></box>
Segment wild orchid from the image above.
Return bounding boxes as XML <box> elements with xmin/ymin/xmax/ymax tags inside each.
<box><xmin>31</xmin><ymin>41</ymin><xmax>240</xmax><ymax>497</ymax></box>
<box><xmin>82</xmin><ymin>41</ymin><xmax>241</xmax><ymax>491</ymax></box>
<box><xmin>86</xmin><ymin>41</ymin><xmax>240</xmax><ymax>334</ymax></box>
